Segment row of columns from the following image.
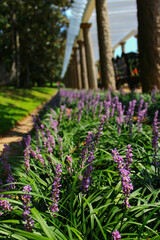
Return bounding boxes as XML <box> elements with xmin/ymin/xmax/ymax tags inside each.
<box><xmin>64</xmin><ymin>23</ymin><xmax>97</xmax><ymax>90</ymax></box>
<box><xmin>64</xmin><ymin>0</ymin><xmax>116</xmax><ymax>90</ymax></box>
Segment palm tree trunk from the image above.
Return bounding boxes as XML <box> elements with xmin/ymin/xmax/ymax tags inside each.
<box><xmin>137</xmin><ymin>0</ymin><xmax>160</xmax><ymax>92</ymax></box>
<box><xmin>96</xmin><ymin>0</ymin><xmax>116</xmax><ymax>90</ymax></box>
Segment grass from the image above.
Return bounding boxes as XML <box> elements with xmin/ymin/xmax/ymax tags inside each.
<box><xmin>0</xmin><ymin>86</ymin><xmax>57</xmax><ymax>134</ymax></box>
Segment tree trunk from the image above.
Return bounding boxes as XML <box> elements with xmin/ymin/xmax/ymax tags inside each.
<box><xmin>11</xmin><ymin>12</ymin><xmax>20</xmax><ymax>88</ymax></box>
<box><xmin>96</xmin><ymin>0</ymin><xmax>116</xmax><ymax>90</ymax></box>
<box><xmin>137</xmin><ymin>0</ymin><xmax>160</xmax><ymax>92</ymax></box>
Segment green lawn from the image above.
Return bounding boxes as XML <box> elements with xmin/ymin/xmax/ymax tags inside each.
<box><xmin>0</xmin><ymin>86</ymin><xmax>57</xmax><ymax>134</ymax></box>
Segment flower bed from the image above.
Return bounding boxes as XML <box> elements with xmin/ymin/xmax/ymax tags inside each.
<box><xmin>0</xmin><ymin>88</ymin><xmax>160</xmax><ymax>239</ymax></box>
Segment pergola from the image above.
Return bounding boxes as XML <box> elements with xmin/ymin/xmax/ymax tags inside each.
<box><xmin>61</xmin><ymin>0</ymin><xmax>160</xmax><ymax>91</ymax></box>
<box><xmin>62</xmin><ymin>0</ymin><xmax>137</xmax><ymax>90</ymax></box>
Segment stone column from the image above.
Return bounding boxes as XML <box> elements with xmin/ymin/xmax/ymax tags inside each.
<box><xmin>120</xmin><ymin>42</ymin><xmax>125</xmax><ymax>54</ymax></box>
<box><xmin>137</xmin><ymin>0</ymin><xmax>160</xmax><ymax>91</ymax></box>
<box><xmin>77</xmin><ymin>40</ymin><xmax>89</xmax><ymax>89</ymax></box>
<box><xmin>73</xmin><ymin>47</ymin><xmax>82</xmax><ymax>89</ymax></box>
<box><xmin>70</xmin><ymin>56</ymin><xmax>77</xmax><ymax>89</ymax></box>
<box><xmin>95</xmin><ymin>0</ymin><xmax>116</xmax><ymax>90</ymax></box>
<box><xmin>80</xmin><ymin>23</ymin><xmax>97</xmax><ymax>89</ymax></box>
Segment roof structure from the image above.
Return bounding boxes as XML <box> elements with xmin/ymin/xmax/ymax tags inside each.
<box><xmin>61</xmin><ymin>0</ymin><xmax>138</xmax><ymax>78</ymax></box>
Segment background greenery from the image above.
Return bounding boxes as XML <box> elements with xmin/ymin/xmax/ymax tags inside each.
<box><xmin>0</xmin><ymin>89</ymin><xmax>159</xmax><ymax>239</ymax></box>
<box><xmin>0</xmin><ymin>0</ymin><xmax>71</xmax><ymax>88</ymax></box>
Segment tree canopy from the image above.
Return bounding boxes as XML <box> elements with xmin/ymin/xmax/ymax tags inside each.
<box><xmin>0</xmin><ymin>0</ymin><xmax>70</xmax><ymax>87</ymax></box>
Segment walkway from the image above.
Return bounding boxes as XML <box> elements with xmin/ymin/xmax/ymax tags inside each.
<box><xmin>0</xmin><ymin>92</ymin><xmax>58</xmax><ymax>155</ymax></box>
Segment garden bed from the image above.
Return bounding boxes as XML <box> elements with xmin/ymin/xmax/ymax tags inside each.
<box><xmin>0</xmin><ymin>87</ymin><xmax>160</xmax><ymax>239</ymax></box>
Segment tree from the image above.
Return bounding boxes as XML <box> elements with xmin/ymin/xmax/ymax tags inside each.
<box><xmin>95</xmin><ymin>0</ymin><xmax>116</xmax><ymax>90</ymax></box>
<box><xmin>136</xmin><ymin>0</ymin><xmax>160</xmax><ymax>92</ymax></box>
<box><xmin>0</xmin><ymin>0</ymin><xmax>70</xmax><ymax>88</ymax></box>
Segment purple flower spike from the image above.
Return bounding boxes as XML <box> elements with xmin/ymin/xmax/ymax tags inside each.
<box><xmin>117</xmin><ymin>102</ymin><xmax>123</xmax><ymax>134</ymax></box>
<box><xmin>112</xmin><ymin>148</ymin><xmax>133</xmax><ymax>208</ymax></box>
<box><xmin>0</xmin><ymin>144</ymin><xmax>15</xmax><ymax>190</ymax></box>
<box><xmin>112</xmin><ymin>229</ymin><xmax>121</xmax><ymax>239</ymax></box>
<box><xmin>125</xmin><ymin>100</ymin><xmax>137</xmax><ymax>135</ymax></box>
<box><xmin>66</xmin><ymin>155</ymin><xmax>73</xmax><ymax>175</ymax></box>
<box><xmin>50</xmin><ymin>164</ymin><xmax>62</xmax><ymax>217</ymax></box>
<box><xmin>152</xmin><ymin>110</ymin><xmax>160</xmax><ymax>166</ymax></box>
<box><xmin>0</xmin><ymin>198</ymin><xmax>13</xmax><ymax>216</ymax></box>
<box><xmin>21</xmin><ymin>185</ymin><xmax>34</xmax><ymax>232</ymax></box>
<box><xmin>79</xmin><ymin>132</ymin><xmax>93</xmax><ymax>180</ymax></box>
<box><xmin>24</xmin><ymin>135</ymin><xmax>31</xmax><ymax>172</ymax></box>
<box><xmin>95</xmin><ymin>115</ymin><xmax>106</xmax><ymax>144</ymax></box>
<box><xmin>81</xmin><ymin>139</ymin><xmax>94</xmax><ymax>193</ymax></box>
<box><xmin>125</xmin><ymin>144</ymin><xmax>133</xmax><ymax>171</ymax></box>
<box><xmin>78</xmin><ymin>101</ymin><xmax>84</xmax><ymax>122</ymax></box>
<box><xmin>98</xmin><ymin>102</ymin><xmax>103</xmax><ymax>118</ymax></box>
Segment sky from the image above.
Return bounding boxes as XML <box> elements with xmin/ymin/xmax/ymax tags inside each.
<box><xmin>114</xmin><ymin>36</ymin><xmax>137</xmax><ymax>57</ymax></box>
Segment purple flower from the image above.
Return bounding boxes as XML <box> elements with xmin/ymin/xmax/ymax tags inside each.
<box><xmin>66</xmin><ymin>155</ymin><xmax>73</xmax><ymax>175</ymax></box>
<box><xmin>0</xmin><ymin>144</ymin><xmax>15</xmax><ymax>190</ymax></box>
<box><xmin>125</xmin><ymin>144</ymin><xmax>133</xmax><ymax>171</ymax></box>
<box><xmin>92</xmin><ymin>99</ymin><xmax>98</xmax><ymax>118</ymax></box>
<box><xmin>151</xmin><ymin>85</ymin><xmax>159</xmax><ymax>102</ymax></box>
<box><xmin>111</xmin><ymin>103</ymin><xmax>116</xmax><ymax>118</ymax></box>
<box><xmin>104</xmin><ymin>100</ymin><xmax>111</xmax><ymax>122</ymax></box>
<box><xmin>51</xmin><ymin>119</ymin><xmax>58</xmax><ymax>134</ymax></box>
<box><xmin>117</xmin><ymin>102</ymin><xmax>123</xmax><ymax>134</ymax></box>
<box><xmin>95</xmin><ymin>115</ymin><xmax>106</xmax><ymax>144</ymax></box>
<box><xmin>152</xmin><ymin>110</ymin><xmax>160</xmax><ymax>166</ymax></box>
<box><xmin>138</xmin><ymin>98</ymin><xmax>144</xmax><ymax>115</ymax></box>
<box><xmin>24</xmin><ymin>135</ymin><xmax>31</xmax><ymax>172</ymax></box>
<box><xmin>47</xmin><ymin>129</ymin><xmax>55</xmax><ymax>150</ymax></box>
<box><xmin>136</xmin><ymin>99</ymin><xmax>148</xmax><ymax>131</ymax></box>
<box><xmin>98</xmin><ymin>102</ymin><xmax>103</xmax><ymax>118</ymax></box>
<box><xmin>112</xmin><ymin>148</ymin><xmax>133</xmax><ymax>208</ymax></box>
<box><xmin>125</xmin><ymin>100</ymin><xmax>137</xmax><ymax>135</ymax></box>
<box><xmin>79</xmin><ymin>132</ymin><xmax>92</xmax><ymax>179</ymax></box>
<box><xmin>50</xmin><ymin>164</ymin><xmax>62</xmax><ymax>217</ymax></box>
<box><xmin>58</xmin><ymin>105</ymin><xmax>65</xmax><ymax>124</ymax></box>
<box><xmin>81</xmin><ymin>137</ymin><xmax>94</xmax><ymax>193</ymax></box>
<box><xmin>137</xmin><ymin>109</ymin><xmax>146</xmax><ymax>131</ymax></box>
<box><xmin>21</xmin><ymin>185</ymin><xmax>34</xmax><ymax>232</ymax></box>
<box><xmin>112</xmin><ymin>229</ymin><xmax>121</xmax><ymax>239</ymax></box>
<box><xmin>0</xmin><ymin>197</ymin><xmax>13</xmax><ymax>216</ymax></box>
<box><xmin>78</xmin><ymin>100</ymin><xmax>84</xmax><ymax>122</ymax></box>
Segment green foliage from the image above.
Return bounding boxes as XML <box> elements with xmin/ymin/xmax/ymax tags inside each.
<box><xmin>0</xmin><ymin>89</ymin><xmax>160</xmax><ymax>239</ymax></box>
<box><xmin>0</xmin><ymin>0</ymin><xmax>70</xmax><ymax>87</ymax></box>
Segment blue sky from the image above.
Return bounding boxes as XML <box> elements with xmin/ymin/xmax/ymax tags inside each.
<box><xmin>114</xmin><ymin>36</ymin><xmax>137</xmax><ymax>57</ymax></box>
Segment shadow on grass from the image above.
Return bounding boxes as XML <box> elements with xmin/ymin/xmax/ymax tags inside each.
<box><xmin>1</xmin><ymin>91</ymin><xmax>60</xmax><ymax>168</ymax></box>
<box><xmin>0</xmin><ymin>103</ymin><xmax>28</xmax><ymax>135</ymax></box>
<box><xmin>0</xmin><ymin>87</ymin><xmax>57</xmax><ymax>100</ymax></box>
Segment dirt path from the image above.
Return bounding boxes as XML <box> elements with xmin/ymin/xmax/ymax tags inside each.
<box><xmin>0</xmin><ymin>92</ymin><xmax>57</xmax><ymax>154</ymax></box>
